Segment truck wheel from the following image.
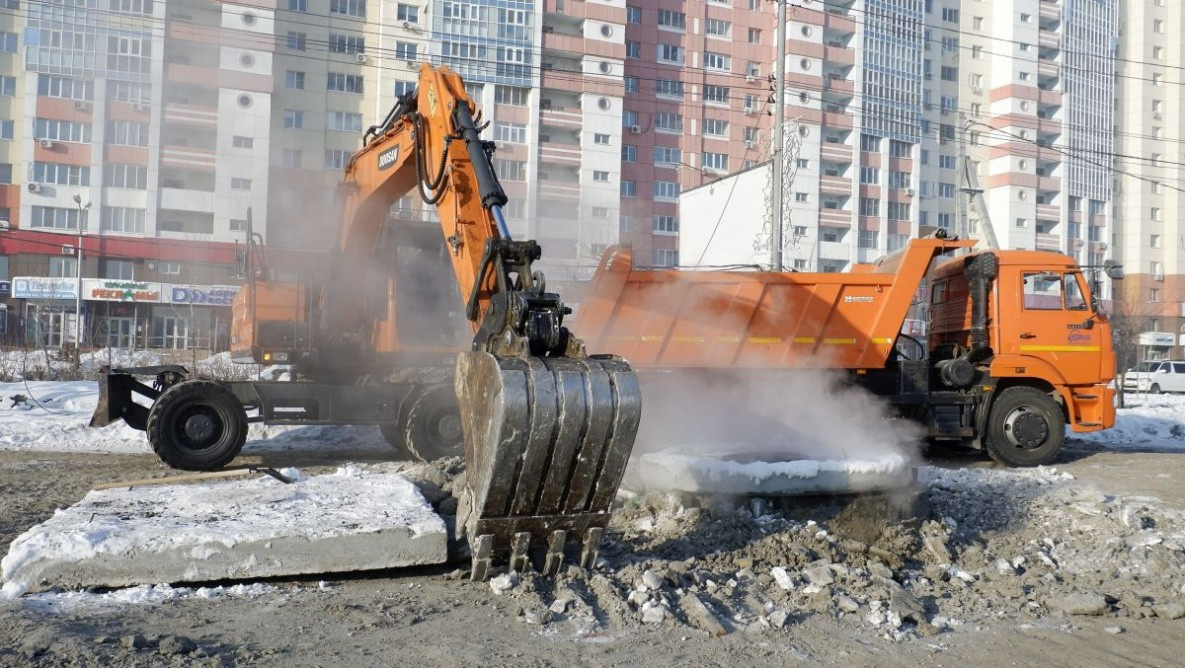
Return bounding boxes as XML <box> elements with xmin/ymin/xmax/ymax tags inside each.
<box><xmin>404</xmin><ymin>384</ymin><xmax>464</xmax><ymax>462</ymax></box>
<box><xmin>984</xmin><ymin>387</ymin><xmax>1064</xmax><ymax>467</ymax></box>
<box><xmin>378</xmin><ymin>422</ymin><xmax>415</xmax><ymax>459</ymax></box>
<box><xmin>147</xmin><ymin>380</ymin><xmax>248</xmax><ymax>471</ymax></box>
<box><xmin>1150</xmin><ymin>383</ymin><xmax>1162</xmax><ymax>394</ymax></box>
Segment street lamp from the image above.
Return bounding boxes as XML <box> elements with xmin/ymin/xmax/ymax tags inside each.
<box><xmin>72</xmin><ymin>193</ymin><xmax>91</xmax><ymax>356</ymax></box>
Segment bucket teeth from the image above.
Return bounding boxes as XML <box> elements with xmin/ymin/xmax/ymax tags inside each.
<box><xmin>455</xmin><ymin>351</ymin><xmax>640</xmax><ymax>571</ymax></box>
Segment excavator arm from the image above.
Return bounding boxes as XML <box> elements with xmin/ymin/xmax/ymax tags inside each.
<box><xmin>324</xmin><ymin>65</ymin><xmax>641</xmax><ymax>572</ymax></box>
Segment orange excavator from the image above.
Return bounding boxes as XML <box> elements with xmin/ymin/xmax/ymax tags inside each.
<box><xmin>91</xmin><ymin>65</ymin><xmax>641</xmax><ymax>575</ymax></box>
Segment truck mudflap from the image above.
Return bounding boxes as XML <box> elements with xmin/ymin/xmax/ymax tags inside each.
<box><xmin>1066</xmin><ymin>383</ymin><xmax>1116</xmax><ymax>432</ymax></box>
<box><xmin>454</xmin><ymin>351</ymin><xmax>641</xmax><ymax>580</ymax></box>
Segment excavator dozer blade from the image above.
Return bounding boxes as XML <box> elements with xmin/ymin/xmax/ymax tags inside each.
<box><xmin>455</xmin><ymin>351</ymin><xmax>640</xmax><ymax>578</ymax></box>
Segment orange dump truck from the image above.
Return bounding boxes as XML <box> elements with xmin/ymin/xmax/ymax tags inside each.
<box><xmin>574</xmin><ymin>233</ymin><xmax>1116</xmax><ymax>467</ymax></box>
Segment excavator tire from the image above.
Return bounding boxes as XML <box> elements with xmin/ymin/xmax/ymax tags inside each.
<box><xmin>146</xmin><ymin>379</ymin><xmax>248</xmax><ymax>471</ymax></box>
<box><xmin>404</xmin><ymin>383</ymin><xmax>465</xmax><ymax>462</ymax></box>
<box><xmin>454</xmin><ymin>351</ymin><xmax>641</xmax><ymax>572</ymax></box>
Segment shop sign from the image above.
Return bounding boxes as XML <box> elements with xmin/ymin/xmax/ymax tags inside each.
<box><xmin>1138</xmin><ymin>331</ymin><xmax>1176</xmax><ymax>347</ymax></box>
<box><xmin>0</xmin><ymin>280</ymin><xmax>10</xmax><ymax>295</ymax></box>
<box><xmin>85</xmin><ymin>279</ymin><xmax>163</xmax><ymax>303</ymax></box>
<box><xmin>11</xmin><ymin>277</ymin><xmax>76</xmax><ymax>300</ymax></box>
<box><xmin>168</xmin><ymin>285</ymin><xmax>240</xmax><ymax>306</ymax></box>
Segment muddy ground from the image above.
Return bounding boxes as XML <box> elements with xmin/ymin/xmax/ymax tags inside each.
<box><xmin>2</xmin><ymin>439</ymin><xmax>1185</xmax><ymax>667</ymax></box>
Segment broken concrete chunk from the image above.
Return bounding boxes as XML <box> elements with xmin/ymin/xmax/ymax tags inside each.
<box><xmin>680</xmin><ymin>594</ymin><xmax>728</xmax><ymax>637</ymax></box>
<box><xmin>770</xmin><ymin>566</ymin><xmax>794</xmax><ymax>591</ymax></box>
<box><xmin>1153</xmin><ymin>603</ymin><xmax>1185</xmax><ymax>620</ymax></box>
<box><xmin>1049</xmin><ymin>593</ymin><xmax>1110</xmax><ymax>616</ymax></box>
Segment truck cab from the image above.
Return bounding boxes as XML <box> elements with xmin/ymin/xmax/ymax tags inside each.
<box><xmin>927</xmin><ymin>249</ymin><xmax>1116</xmax><ymax>465</ymax></box>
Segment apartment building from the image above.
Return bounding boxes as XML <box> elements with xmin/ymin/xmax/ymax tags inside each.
<box><xmin>681</xmin><ymin>0</ymin><xmax>1118</xmax><ymax>282</ymax></box>
<box><xmin>1115</xmin><ymin>0</ymin><xmax>1184</xmax><ymax>360</ymax></box>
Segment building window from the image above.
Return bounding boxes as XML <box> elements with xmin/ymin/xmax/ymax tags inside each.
<box><xmin>593</xmin><ymin>133</ymin><xmax>610</xmax><ymax>145</ymax></box>
<box><xmin>492</xmin><ymin>159</ymin><xmax>526</xmax><ymax>181</ymax></box>
<box><xmin>233</xmin><ymin>135</ymin><xmax>254</xmax><ymax>149</ymax></box>
<box><xmin>286</xmin><ymin>32</ymin><xmax>307</xmax><ymax>51</ymax></box>
<box><xmin>285</xmin><ymin>70</ymin><xmax>305</xmax><ymax>89</ymax></box>
<box><xmin>104</xmin><ymin>163</ymin><xmax>148</xmax><ymax>189</ymax></box>
<box><xmin>231</xmin><ymin>177</ymin><xmax>252</xmax><ymax>190</ymax></box>
<box><xmin>653</xmin><ymin>215</ymin><xmax>679</xmax><ymax>234</ymax></box>
<box><xmin>703</xmin><ymin>119</ymin><xmax>728</xmax><ymax>137</ymax></box>
<box><xmin>859</xmin><ymin>197</ymin><xmax>879</xmax><ymax>216</ymax></box>
<box><xmin>31</xmin><ymin>163</ymin><xmax>90</xmax><ymax>186</ymax></box>
<box><xmin>704</xmin><ymin>52</ymin><xmax>731</xmax><ymax>71</ymax></box>
<box><xmin>283</xmin><ymin>110</ymin><xmax>304</xmax><ymax>128</ymax></box>
<box><xmin>330</xmin><ymin>0</ymin><xmax>365</xmax><ymax>17</ymax></box>
<box><xmin>858</xmin><ymin>230</ymin><xmax>878</xmax><ymax>249</ymax></box>
<box><xmin>105</xmin><ymin>259</ymin><xmax>135</xmax><ymax>280</ymax></box>
<box><xmin>657</xmin><ymin>9</ymin><xmax>686</xmax><ymax>30</ymax></box>
<box><xmin>626</xmin><ymin>6</ymin><xmax>641</xmax><ymax>23</ymax></box>
<box><xmin>657</xmin><ymin>44</ymin><xmax>684</xmax><ymax>64</ymax></box>
<box><xmin>592</xmin><ymin>170</ymin><xmax>610</xmax><ymax>183</ymax></box>
<box><xmin>939</xmin><ymin>154</ymin><xmax>956</xmax><ymax>169</ymax></box>
<box><xmin>860</xmin><ymin>135</ymin><xmax>881</xmax><ymax>152</ymax></box>
<box><xmin>653</xmin><ymin>249</ymin><xmax>679</xmax><ymax>267</ymax></box>
<box><xmin>30</xmin><ymin>206</ymin><xmax>84</xmax><ymax>231</ymax></box>
<box><xmin>654</xmin><ymin>147</ymin><xmax>680</xmax><ymax>166</ymax></box>
<box><xmin>326</xmin><ymin>111</ymin><xmax>363</xmax><ymax>131</ymax></box>
<box><xmin>325</xmin><ymin>149</ymin><xmax>350</xmax><ymax>169</ymax></box>
<box><xmin>49</xmin><ymin>257</ymin><xmax>77</xmax><ymax>277</ymax></box>
<box><xmin>702</xmin><ymin>152</ymin><xmax>728</xmax><ymax>171</ymax></box>
<box><xmin>621</xmin><ymin>180</ymin><xmax>636</xmax><ymax>197</ymax></box>
<box><xmin>1015</xmin><ymin>217</ymin><xmax>1027</xmax><ymax>228</ymax></box>
<box><xmin>1151</xmin><ymin>234</ymin><xmax>1161</xmax><ymax>249</ymax></box>
<box><xmin>494</xmin><ymin>122</ymin><xmax>527</xmax><ymax>144</ymax></box>
<box><xmin>592</xmin><ymin>207</ymin><xmax>610</xmax><ymax>219</ymax></box>
<box><xmin>941</xmin><ymin>7</ymin><xmax>958</xmax><ymax>22</ymax></box>
<box><xmin>158</xmin><ymin>261</ymin><xmax>181</xmax><ymax>275</ymax></box>
<box><xmin>624</xmin><ymin>77</ymin><xmax>639</xmax><ymax>93</ymax></box>
<box><xmin>1151</xmin><ymin>207</ymin><xmax>1160</xmax><ymax>221</ymax></box>
<box><xmin>704</xmin><ymin>85</ymin><xmax>729</xmax><ymax>105</ymax></box>
<box><xmin>328</xmin><ymin>33</ymin><xmax>365</xmax><ymax>54</ymax></box>
<box><xmin>282</xmin><ymin>149</ymin><xmax>303</xmax><ymax>168</ymax></box>
<box><xmin>796</xmin><ymin>158</ymin><xmax>810</xmax><ymax>170</ymax></box>
<box><xmin>397</xmin><ymin>3</ymin><xmax>418</xmax><ymax>22</ymax></box>
<box><xmin>100</xmin><ymin>206</ymin><xmax>145</xmax><ymax>233</ymax></box>
<box><xmin>795</xmin><ymin>192</ymin><xmax>809</xmax><ymax>203</ymax></box>
<box><xmin>748</xmin><ymin>28</ymin><xmax>760</xmax><ymax>44</ymax></box>
<box><xmin>623</xmin><ymin>110</ymin><xmax>638</xmax><ymax>127</ymax></box>
<box><xmin>938</xmin><ymin>182</ymin><xmax>956</xmax><ymax>198</ymax></box>
<box><xmin>655</xmin><ymin>78</ymin><xmax>684</xmax><ymax>98</ymax></box>
<box><xmin>653</xmin><ymin>181</ymin><xmax>680</xmax><ymax>201</ymax></box>
<box><xmin>495</xmin><ymin>86</ymin><xmax>529</xmax><ymax>107</ymax></box>
<box><xmin>622</xmin><ymin>145</ymin><xmax>637</xmax><ymax>163</ymax></box>
<box><xmin>655</xmin><ymin>112</ymin><xmax>683</xmax><ymax>133</ymax></box>
<box><xmin>327</xmin><ymin>72</ymin><xmax>364</xmax><ymax>94</ymax></box>
<box><xmin>288</xmin><ymin>0</ymin><xmax>307</xmax><ymax>11</ymax></box>
<box><xmin>706</xmin><ymin>19</ymin><xmax>731</xmax><ymax>38</ymax></box>
<box><xmin>887</xmin><ymin>202</ymin><xmax>911</xmax><ymax>220</ymax></box>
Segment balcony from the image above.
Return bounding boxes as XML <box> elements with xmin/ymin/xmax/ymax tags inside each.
<box><xmin>163</xmin><ymin>103</ymin><xmax>218</xmax><ymax>128</ymax></box>
<box><xmin>1037</xmin><ymin>59</ymin><xmax>1059</xmax><ymax>79</ymax></box>
<box><xmin>823</xmin><ymin>110</ymin><xmax>853</xmax><ymax>129</ymax></box>
<box><xmin>820</xmin><ymin>141</ymin><xmax>853</xmax><ymax>164</ymax></box>
<box><xmin>540</xmin><ymin>144</ymin><xmax>581</xmax><ymax>167</ymax></box>
<box><xmin>1036</xmin><ymin>203</ymin><xmax>1059</xmax><ymax>220</ymax></box>
<box><xmin>818</xmin><ymin>208</ymin><xmax>853</xmax><ymax>226</ymax></box>
<box><xmin>820</xmin><ymin>175</ymin><xmax>852</xmax><ymax>195</ymax></box>
<box><xmin>160</xmin><ymin>186</ymin><xmax>215</xmax><ymax>212</ymax></box>
<box><xmin>819</xmin><ymin>240</ymin><xmax>852</xmax><ymax>260</ymax></box>
<box><xmin>824</xmin><ymin>45</ymin><xmax>856</xmax><ymax>67</ymax></box>
<box><xmin>824</xmin><ymin>76</ymin><xmax>854</xmax><ymax>97</ymax></box>
<box><xmin>540</xmin><ymin>106</ymin><xmax>582</xmax><ymax>128</ymax></box>
<box><xmin>1038</xmin><ymin>87</ymin><xmax>1063</xmax><ymax>107</ymax></box>
<box><xmin>538</xmin><ymin>180</ymin><xmax>580</xmax><ymax>201</ymax></box>
<box><xmin>1035</xmin><ymin>232</ymin><xmax>1061</xmax><ymax>251</ymax></box>
<box><xmin>1038</xmin><ymin>176</ymin><xmax>1061</xmax><ymax>192</ymax></box>
<box><xmin>824</xmin><ymin>11</ymin><xmax>856</xmax><ymax>34</ymax></box>
<box><xmin>160</xmin><ymin>145</ymin><xmax>216</xmax><ymax>169</ymax></box>
<box><xmin>1039</xmin><ymin>0</ymin><xmax>1061</xmax><ymax>21</ymax></box>
<box><xmin>1038</xmin><ymin>31</ymin><xmax>1061</xmax><ymax>51</ymax></box>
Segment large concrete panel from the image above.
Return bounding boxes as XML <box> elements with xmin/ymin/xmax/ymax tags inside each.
<box><xmin>2</xmin><ymin>469</ymin><xmax>447</xmax><ymax>595</ymax></box>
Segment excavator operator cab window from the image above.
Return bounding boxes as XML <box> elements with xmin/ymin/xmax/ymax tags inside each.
<box><xmin>1022</xmin><ymin>271</ymin><xmax>1087</xmax><ymax>311</ymax></box>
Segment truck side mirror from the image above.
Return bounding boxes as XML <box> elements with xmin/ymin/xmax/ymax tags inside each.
<box><xmin>1103</xmin><ymin>260</ymin><xmax>1124</xmax><ymax>280</ymax></box>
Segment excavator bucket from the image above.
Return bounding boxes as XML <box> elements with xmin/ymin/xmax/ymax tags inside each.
<box><xmin>455</xmin><ymin>351</ymin><xmax>640</xmax><ymax>579</ymax></box>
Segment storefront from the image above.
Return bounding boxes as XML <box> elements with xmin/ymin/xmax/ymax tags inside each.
<box><xmin>10</xmin><ymin>276</ymin><xmax>239</xmax><ymax>351</ymax></box>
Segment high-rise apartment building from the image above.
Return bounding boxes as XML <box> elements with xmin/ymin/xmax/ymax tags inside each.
<box><xmin>1115</xmin><ymin>0</ymin><xmax>1184</xmax><ymax>359</ymax></box>
<box><xmin>680</xmin><ymin>0</ymin><xmax>1118</xmax><ymax>286</ymax></box>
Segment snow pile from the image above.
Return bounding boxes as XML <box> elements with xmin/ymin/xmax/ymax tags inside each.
<box><xmin>17</xmin><ymin>582</ymin><xmax>275</xmax><ymax>614</ymax></box>
<box><xmin>1069</xmin><ymin>394</ymin><xmax>1185</xmax><ymax>452</ymax></box>
<box><xmin>1</xmin><ymin>468</ymin><xmax>447</xmax><ymax>596</ymax></box>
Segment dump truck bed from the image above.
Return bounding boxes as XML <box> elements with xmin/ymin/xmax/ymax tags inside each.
<box><xmin>574</xmin><ymin>237</ymin><xmax>974</xmax><ymax>370</ymax></box>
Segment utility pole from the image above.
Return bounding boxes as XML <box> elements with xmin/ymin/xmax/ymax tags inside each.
<box><xmin>72</xmin><ymin>193</ymin><xmax>91</xmax><ymax>360</ymax></box>
<box><xmin>956</xmin><ymin>112</ymin><xmax>968</xmax><ymax>244</ymax></box>
<box><xmin>770</xmin><ymin>0</ymin><xmax>786</xmax><ymax>271</ymax></box>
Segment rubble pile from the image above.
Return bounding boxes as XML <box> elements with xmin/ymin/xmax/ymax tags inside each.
<box><xmin>477</xmin><ymin>465</ymin><xmax>1185</xmax><ymax>641</ymax></box>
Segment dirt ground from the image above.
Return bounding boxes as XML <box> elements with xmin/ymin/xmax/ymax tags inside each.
<box><xmin>2</xmin><ymin>440</ymin><xmax>1185</xmax><ymax>667</ymax></box>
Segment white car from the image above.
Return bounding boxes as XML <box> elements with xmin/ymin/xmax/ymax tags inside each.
<box><xmin>1123</xmin><ymin>360</ymin><xmax>1185</xmax><ymax>394</ymax></box>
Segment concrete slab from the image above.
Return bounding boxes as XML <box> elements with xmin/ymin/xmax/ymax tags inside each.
<box><xmin>624</xmin><ymin>448</ymin><xmax>915</xmax><ymax>496</ymax></box>
<box><xmin>2</xmin><ymin>468</ymin><xmax>448</xmax><ymax>595</ymax></box>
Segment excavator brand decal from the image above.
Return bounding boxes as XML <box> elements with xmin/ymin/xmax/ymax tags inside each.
<box><xmin>377</xmin><ymin>145</ymin><xmax>400</xmax><ymax>170</ymax></box>
<box><xmin>427</xmin><ymin>84</ymin><xmax>439</xmax><ymax>117</ymax></box>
